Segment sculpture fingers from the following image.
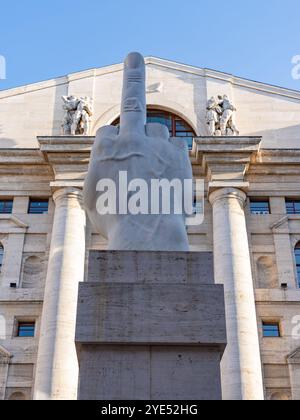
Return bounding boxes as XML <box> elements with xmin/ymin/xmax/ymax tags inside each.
<box><xmin>169</xmin><ymin>137</ymin><xmax>189</xmax><ymax>151</ymax></box>
<box><xmin>96</xmin><ymin>125</ymin><xmax>119</xmax><ymax>138</ymax></box>
<box><xmin>92</xmin><ymin>125</ymin><xmax>119</xmax><ymax>155</ymax></box>
<box><xmin>145</xmin><ymin>122</ymin><xmax>169</xmax><ymax>140</ymax></box>
<box><xmin>119</xmin><ymin>52</ymin><xmax>146</xmax><ymax>136</ymax></box>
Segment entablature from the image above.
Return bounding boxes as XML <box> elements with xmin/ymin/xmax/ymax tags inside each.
<box><xmin>0</xmin><ymin>137</ymin><xmax>299</xmax><ymax>191</ymax></box>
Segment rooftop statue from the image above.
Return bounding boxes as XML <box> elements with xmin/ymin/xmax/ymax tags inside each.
<box><xmin>61</xmin><ymin>95</ymin><xmax>93</xmax><ymax>135</ymax></box>
<box><xmin>83</xmin><ymin>52</ymin><xmax>193</xmax><ymax>251</ymax></box>
<box><xmin>206</xmin><ymin>95</ymin><xmax>239</xmax><ymax>136</ymax></box>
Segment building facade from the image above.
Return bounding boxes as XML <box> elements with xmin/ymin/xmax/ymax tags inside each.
<box><xmin>0</xmin><ymin>57</ymin><xmax>300</xmax><ymax>400</ymax></box>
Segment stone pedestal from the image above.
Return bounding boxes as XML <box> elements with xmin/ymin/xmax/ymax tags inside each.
<box><xmin>76</xmin><ymin>251</ymin><xmax>226</xmax><ymax>400</ymax></box>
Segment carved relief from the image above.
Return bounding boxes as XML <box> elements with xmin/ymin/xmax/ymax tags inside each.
<box><xmin>268</xmin><ymin>390</ymin><xmax>291</xmax><ymax>400</ymax></box>
<box><xmin>7</xmin><ymin>391</ymin><xmax>27</xmax><ymax>400</ymax></box>
<box><xmin>256</xmin><ymin>256</ymin><xmax>278</xmax><ymax>289</ymax></box>
<box><xmin>21</xmin><ymin>255</ymin><xmax>46</xmax><ymax>289</ymax></box>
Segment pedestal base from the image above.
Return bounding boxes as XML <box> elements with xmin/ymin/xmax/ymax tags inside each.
<box><xmin>76</xmin><ymin>251</ymin><xmax>226</xmax><ymax>400</ymax></box>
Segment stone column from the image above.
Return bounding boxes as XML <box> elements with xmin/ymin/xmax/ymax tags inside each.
<box><xmin>33</xmin><ymin>188</ymin><xmax>86</xmax><ymax>400</ymax></box>
<box><xmin>0</xmin><ymin>348</ymin><xmax>11</xmax><ymax>400</ymax></box>
<box><xmin>209</xmin><ymin>187</ymin><xmax>264</xmax><ymax>400</ymax></box>
<box><xmin>288</xmin><ymin>350</ymin><xmax>300</xmax><ymax>400</ymax></box>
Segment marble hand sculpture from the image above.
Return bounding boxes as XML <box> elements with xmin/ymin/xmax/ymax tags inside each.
<box><xmin>83</xmin><ymin>52</ymin><xmax>192</xmax><ymax>251</ymax></box>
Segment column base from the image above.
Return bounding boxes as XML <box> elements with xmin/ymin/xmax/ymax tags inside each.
<box><xmin>76</xmin><ymin>251</ymin><xmax>227</xmax><ymax>400</ymax></box>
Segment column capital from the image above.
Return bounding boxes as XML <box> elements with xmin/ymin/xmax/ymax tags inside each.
<box><xmin>193</xmin><ymin>136</ymin><xmax>261</xmax><ymax>193</ymax></box>
<box><xmin>209</xmin><ymin>187</ymin><xmax>247</xmax><ymax>207</ymax></box>
<box><xmin>38</xmin><ymin>136</ymin><xmax>92</xmax><ymax>192</ymax></box>
<box><xmin>53</xmin><ymin>187</ymin><xmax>83</xmax><ymax>205</ymax></box>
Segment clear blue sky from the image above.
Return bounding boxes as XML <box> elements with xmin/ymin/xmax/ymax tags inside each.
<box><xmin>0</xmin><ymin>0</ymin><xmax>300</xmax><ymax>91</ymax></box>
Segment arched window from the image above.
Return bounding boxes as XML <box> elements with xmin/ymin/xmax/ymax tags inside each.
<box><xmin>0</xmin><ymin>244</ymin><xmax>4</xmax><ymax>272</ymax></box>
<box><xmin>112</xmin><ymin>109</ymin><xmax>196</xmax><ymax>150</ymax></box>
<box><xmin>295</xmin><ymin>243</ymin><xmax>300</xmax><ymax>288</ymax></box>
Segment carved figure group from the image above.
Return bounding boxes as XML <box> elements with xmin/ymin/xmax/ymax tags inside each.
<box><xmin>206</xmin><ymin>95</ymin><xmax>239</xmax><ymax>136</ymax></box>
<box><xmin>61</xmin><ymin>92</ymin><xmax>239</xmax><ymax>138</ymax></box>
<box><xmin>61</xmin><ymin>95</ymin><xmax>93</xmax><ymax>135</ymax></box>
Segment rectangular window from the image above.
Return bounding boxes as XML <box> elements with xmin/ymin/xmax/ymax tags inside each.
<box><xmin>28</xmin><ymin>199</ymin><xmax>49</xmax><ymax>214</ymax></box>
<box><xmin>193</xmin><ymin>197</ymin><xmax>203</xmax><ymax>215</ymax></box>
<box><xmin>262</xmin><ymin>322</ymin><xmax>280</xmax><ymax>338</ymax></box>
<box><xmin>250</xmin><ymin>199</ymin><xmax>270</xmax><ymax>215</ymax></box>
<box><xmin>295</xmin><ymin>247</ymin><xmax>300</xmax><ymax>288</ymax></box>
<box><xmin>0</xmin><ymin>200</ymin><xmax>13</xmax><ymax>214</ymax></box>
<box><xmin>297</xmin><ymin>266</ymin><xmax>300</xmax><ymax>288</ymax></box>
<box><xmin>17</xmin><ymin>322</ymin><xmax>35</xmax><ymax>337</ymax></box>
<box><xmin>286</xmin><ymin>199</ymin><xmax>300</xmax><ymax>215</ymax></box>
<box><xmin>0</xmin><ymin>245</ymin><xmax>4</xmax><ymax>271</ymax></box>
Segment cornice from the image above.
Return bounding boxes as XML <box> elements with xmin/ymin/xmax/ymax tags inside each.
<box><xmin>192</xmin><ymin>136</ymin><xmax>262</xmax><ymax>159</ymax></box>
<box><xmin>0</xmin><ymin>214</ymin><xmax>28</xmax><ymax>234</ymax></box>
<box><xmin>0</xmin><ymin>148</ymin><xmax>44</xmax><ymax>164</ymax></box>
<box><xmin>270</xmin><ymin>214</ymin><xmax>300</xmax><ymax>232</ymax></box>
<box><xmin>287</xmin><ymin>348</ymin><xmax>300</xmax><ymax>364</ymax></box>
<box><xmin>0</xmin><ymin>148</ymin><xmax>53</xmax><ymax>179</ymax></box>
<box><xmin>0</xmin><ymin>137</ymin><xmax>300</xmax><ymax>180</ymax></box>
<box><xmin>191</xmin><ymin>136</ymin><xmax>262</xmax><ymax>192</ymax></box>
<box><xmin>38</xmin><ymin>136</ymin><xmax>94</xmax><ymax>149</ymax></box>
<box><xmin>38</xmin><ymin>136</ymin><xmax>93</xmax><ymax>168</ymax></box>
<box><xmin>270</xmin><ymin>216</ymin><xmax>289</xmax><ymax>231</ymax></box>
<box><xmin>1</xmin><ymin>57</ymin><xmax>300</xmax><ymax>101</ymax></box>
